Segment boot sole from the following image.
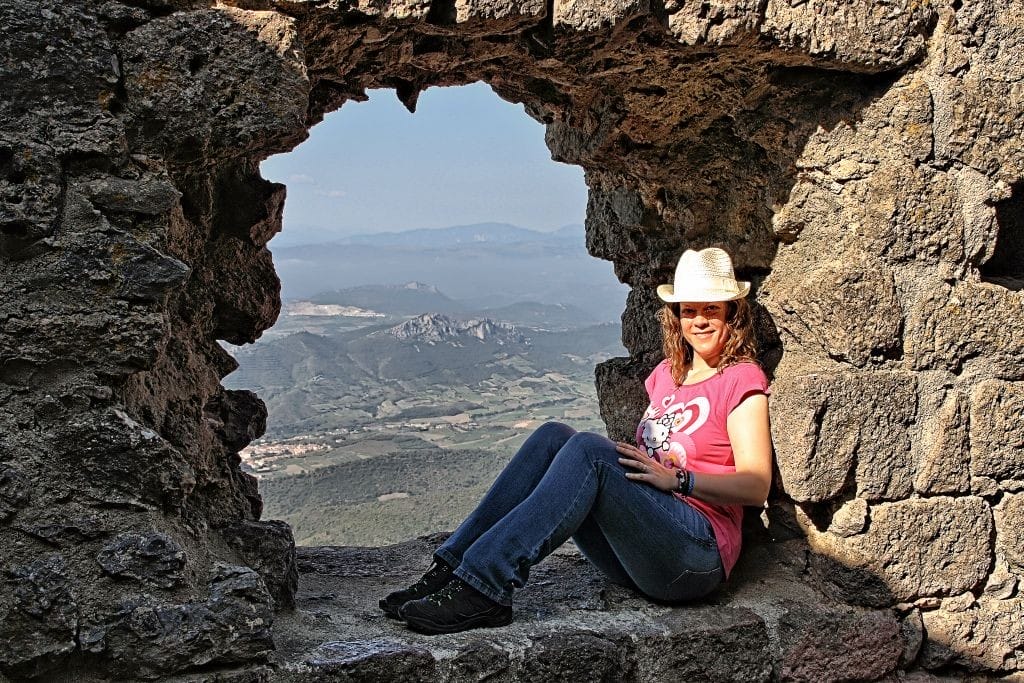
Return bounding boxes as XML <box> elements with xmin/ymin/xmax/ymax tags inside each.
<box><xmin>403</xmin><ymin>608</ymin><xmax>514</xmax><ymax>635</ymax></box>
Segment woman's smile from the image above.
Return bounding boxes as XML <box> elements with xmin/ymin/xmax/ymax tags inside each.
<box><xmin>679</xmin><ymin>302</ymin><xmax>729</xmax><ymax>363</ymax></box>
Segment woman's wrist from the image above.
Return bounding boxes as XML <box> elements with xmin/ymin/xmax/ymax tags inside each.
<box><xmin>675</xmin><ymin>469</ymin><xmax>696</xmax><ymax>496</ymax></box>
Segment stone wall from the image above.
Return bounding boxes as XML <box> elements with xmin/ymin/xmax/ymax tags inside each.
<box><xmin>0</xmin><ymin>0</ymin><xmax>1021</xmax><ymax>678</ymax></box>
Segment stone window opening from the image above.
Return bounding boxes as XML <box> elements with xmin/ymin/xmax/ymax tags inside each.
<box><xmin>232</xmin><ymin>82</ymin><xmax>621</xmax><ymax>547</ymax></box>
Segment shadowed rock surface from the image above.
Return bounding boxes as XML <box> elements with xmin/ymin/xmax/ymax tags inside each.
<box><xmin>266</xmin><ymin>534</ymin><xmax>897</xmax><ymax>682</ymax></box>
<box><xmin>1</xmin><ymin>0</ymin><xmax>1023</xmax><ymax>678</ymax></box>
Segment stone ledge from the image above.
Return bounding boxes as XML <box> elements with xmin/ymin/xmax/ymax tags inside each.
<box><xmin>263</xmin><ymin>534</ymin><xmax>904</xmax><ymax>682</ymax></box>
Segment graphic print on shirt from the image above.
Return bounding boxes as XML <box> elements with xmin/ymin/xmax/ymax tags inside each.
<box><xmin>636</xmin><ymin>393</ymin><xmax>710</xmax><ymax>469</ymax></box>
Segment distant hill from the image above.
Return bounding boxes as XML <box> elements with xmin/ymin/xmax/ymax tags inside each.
<box><xmin>309</xmin><ymin>282</ymin><xmax>466</xmax><ymax>316</ymax></box>
<box><xmin>477</xmin><ymin>301</ymin><xmax>600</xmax><ymax>330</ymax></box>
<box><xmin>224</xmin><ymin>313</ymin><xmax>625</xmax><ymax>438</ymax></box>
<box><xmin>340</xmin><ymin>222</ymin><xmax>578</xmax><ymax>247</ymax></box>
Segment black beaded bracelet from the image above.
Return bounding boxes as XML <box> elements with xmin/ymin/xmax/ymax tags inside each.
<box><xmin>675</xmin><ymin>469</ymin><xmax>696</xmax><ymax>496</ymax></box>
<box><xmin>675</xmin><ymin>469</ymin><xmax>689</xmax><ymax>495</ymax></box>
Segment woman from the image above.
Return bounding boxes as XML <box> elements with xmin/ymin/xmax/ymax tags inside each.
<box><xmin>379</xmin><ymin>247</ymin><xmax>772</xmax><ymax>635</ymax></box>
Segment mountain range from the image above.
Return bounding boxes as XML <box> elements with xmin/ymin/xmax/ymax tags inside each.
<box><xmin>269</xmin><ymin>222</ymin><xmax>628</xmax><ymax>322</ymax></box>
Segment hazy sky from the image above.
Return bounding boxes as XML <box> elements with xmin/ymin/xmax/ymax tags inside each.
<box><xmin>261</xmin><ymin>82</ymin><xmax>589</xmax><ymax>246</ymax></box>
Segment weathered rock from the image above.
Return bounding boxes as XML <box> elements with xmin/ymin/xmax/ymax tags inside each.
<box><xmin>900</xmin><ymin>608</ymin><xmax>924</xmax><ymax>669</ymax></box>
<box><xmin>914</xmin><ymin>390</ymin><xmax>971</xmax><ymax>495</ymax></box>
<box><xmin>826</xmin><ymin>497</ymin><xmax>867</xmax><ymax>538</ymax></box>
<box><xmin>303</xmin><ymin>640</ymin><xmax>437</xmax><ymax>680</ymax></box>
<box><xmin>771</xmin><ymin>372</ymin><xmax>917</xmax><ymax>502</ymax></box>
<box><xmin>221</xmin><ymin>520</ymin><xmax>298</xmax><ymax>610</ymax></box>
<box><xmin>120</xmin><ymin>8</ymin><xmax>309</xmax><ymax>162</ymax></box>
<box><xmin>63</xmin><ymin>409</ymin><xmax>197</xmax><ymax>511</ymax></box>
<box><xmin>777</xmin><ymin>601</ymin><xmax>903</xmax><ymax>682</ymax></box>
<box><xmin>920</xmin><ymin>598</ymin><xmax>1024</xmax><ymax>673</ymax></box>
<box><xmin>767</xmin><ymin>256</ymin><xmax>902</xmax><ymax>366</ymax></box>
<box><xmin>448</xmin><ymin>640</ymin><xmax>511</xmax><ymax>681</ymax></box>
<box><xmin>15</xmin><ymin>513</ymin><xmax>106</xmax><ymax>547</ymax></box>
<box><xmin>983</xmin><ymin>559</ymin><xmax>1019</xmax><ymax>602</ymax></box>
<box><xmin>595</xmin><ymin>356</ymin><xmax>656</xmax><ymax>442</ymax></box>
<box><xmin>996</xmin><ymin>493</ymin><xmax>1024</xmax><ymax>578</ymax></box>
<box><xmin>970</xmin><ymin>381</ymin><xmax>1024</xmax><ymax>484</ymax></box>
<box><xmin>96</xmin><ymin>531</ymin><xmax>187</xmax><ymax>589</ymax></box>
<box><xmin>205</xmin><ymin>388</ymin><xmax>268</xmax><ymax>452</ymax></box>
<box><xmin>81</xmin><ymin>564</ymin><xmax>274</xmax><ymax>679</ymax></box>
<box><xmin>761</xmin><ymin>0</ymin><xmax>933</xmax><ymax>69</ymax></box>
<box><xmin>798</xmin><ymin>497</ymin><xmax>993</xmax><ymax>604</ymax></box>
<box><xmin>906</xmin><ymin>282</ymin><xmax>1024</xmax><ymax>379</ymax></box>
<box><xmin>79</xmin><ymin>175</ymin><xmax>182</xmax><ymax>216</ymax></box>
<box><xmin>636</xmin><ymin>608</ymin><xmax>772</xmax><ymax>682</ymax></box>
<box><xmin>0</xmin><ymin>464</ymin><xmax>30</xmax><ymax>522</ymax></box>
<box><xmin>0</xmin><ymin>555</ymin><xmax>78</xmax><ymax>679</ymax></box>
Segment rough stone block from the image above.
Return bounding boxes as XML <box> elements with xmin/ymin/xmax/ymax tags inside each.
<box><xmin>767</xmin><ymin>257</ymin><xmax>901</xmax><ymax>367</ymax></box>
<box><xmin>449</xmin><ymin>640</ymin><xmax>511</xmax><ymax>681</ymax></box>
<box><xmin>0</xmin><ymin>555</ymin><xmax>78</xmax><ymax>679</ymax></box>
<box><xmin>638</xmin><ymin>607</ymin><xmax>772</xmax><ymax>682</ymax></box>
<box><xmin>666</xmin><ymin>0</ymin><xmax>760</xmax><ymax>45</ymax></box>
<box><xmin>799</xmin><ymin>496</ymin><xmax>993</xmax><ymax>603</ymax></box>
<box><xmin>121</xmin><ymin>9</ymin><xmax>309</xmax><ymax>161</ymax></box>
<box><xmin>81</xmin><ymin>564</ymin><xmax>274</xmax><ymax>679</ymax></box>
<box><xmin>304</xmin><ymin>640</ymin><xmax>437</xmax><ymax>680</ymax></box>
<box><xmin>221</xmin><ymin>520</ymin><xmax>298</xmax><ymax>610</ymax></box>
<box><xmin>827</xmin><ymin>497</ymin><xmax>867</xmax><ymax>537</ymax></box>
<box><xmin>920</xmin><ymin>597</ymin><xmax>1024</xmax><ymax>672</ymax></box>
<box><xmin>80</xmin><ymin>175</ymin><xmax>182</xmax><ymax>216</ymax></box>
<box><xmin>595</xmin><ymin>356</ymin><xmax>655</xmax><ymax>442</ymax></box>
<box><xmin>521</xmin><ymin>631</ymin><xmax>632</xmax><ymax>681</ymax></box>
<box><xmin>914</xmin><ymin>390</ymin><xmax>970</xmax><ymax>495</ymax></box>
<box><xmin>459</xmin><ymin>0</ymin><xmax>545</xmax><ymax>22</ymax></box>
<box><xmin>96</xmin><ymin>532</ymin><xmax>187</xmax><ymax>589</ymax></box>
<box><xmin>970</xmin><ymin>380</ymin><xmax>1024</xmax><ymax>484</ymax></box>
<box><xmin>771</xmin><ymin>372</ymin><xmax>916</xmax><ymax>502</ymax></box>
<box><xmin>761</xmin><ymin>0</ymin><xmax>934</xmax><ymax>69</ymax></box>
<box><xmin>777</xmin><ymin>601</ymin><xmax>903</xmax><ymax>682</ymax></box>
<box><xmin>996</xmin><ymin>493</ymin><xmax>1024</xmax><ymax>577</ymax></box>
<box><xmin>906</xmin><ymin>282</ymin><xmax>1024</xmax><ymax>379</ymax></box>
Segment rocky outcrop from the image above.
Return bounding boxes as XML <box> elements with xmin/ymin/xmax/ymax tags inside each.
<box><xmin>387</xmin><ymin>314</ymin><xmax>525</xmax><ymax>344</ymax></box>
<box><xmin>1</xmin><ymin>0</ymin><xmax>1022</xmax><ymax>679</ymax></box>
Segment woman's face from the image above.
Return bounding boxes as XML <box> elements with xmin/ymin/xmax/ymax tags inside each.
<box><xmin>678</xmin><ymin>301</ymin><xmax>730</xmax><ymax>362</ymax></box>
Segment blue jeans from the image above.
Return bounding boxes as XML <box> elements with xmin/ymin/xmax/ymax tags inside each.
<box><xmin>435</xmin><ymin>422</ymin><xmax>724</xmax><ymax>606</ymax></box>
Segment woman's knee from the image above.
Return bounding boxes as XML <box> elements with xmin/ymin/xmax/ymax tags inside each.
<box><xmin>563</xmin><ymin>432</ymin><xmax>620</xmax><ymax>466</ymax></box>
<box><xmin>529</xmin><ymin>421</ymin><xmax>577</xmax><ymax>449</ymax></box>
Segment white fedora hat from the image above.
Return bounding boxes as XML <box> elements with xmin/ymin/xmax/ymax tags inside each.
<box><xmin>657</xmin><ymin>248</ymin><xmax>750</xmax><ymax>302</ymax></box>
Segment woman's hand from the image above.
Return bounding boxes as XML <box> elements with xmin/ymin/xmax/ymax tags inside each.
<box><xmin>615</xmin><ymin>442</ymin><xmax>678</xmax><ymax>492</ymax></box>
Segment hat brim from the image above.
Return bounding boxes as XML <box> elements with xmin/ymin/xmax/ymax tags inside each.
<box><xmin>656</xmin><ymin>282</ymin><xmax>750</xmax><ymax>303</ymax></box>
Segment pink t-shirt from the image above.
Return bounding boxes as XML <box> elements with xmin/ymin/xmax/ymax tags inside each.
<box><xmin>635</xmin><ymin>359</ymin><xmax>770</xmax><ymax>577</ymax></box>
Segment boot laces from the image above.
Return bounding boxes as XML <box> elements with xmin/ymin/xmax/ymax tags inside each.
<box><xmin>427</xmin><ymin>578</ymin><xmax>466</xmax><ymax>605</ymax></box>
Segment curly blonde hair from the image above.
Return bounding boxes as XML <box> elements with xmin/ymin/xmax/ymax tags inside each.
<box><xmin>659</xmin><ymin>298</ymin><xmax>758</xmax><ymax>385</ymax></box>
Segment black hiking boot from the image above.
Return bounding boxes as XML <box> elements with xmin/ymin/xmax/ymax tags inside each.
<box><xmin>399</xmin><ymin>578</ymin><xmax>513</xmax><ymax>635</ymax></box>
<box><xmin>378</xmin><ymin>558</ymin><xmax>455</xmax><ymax>619</ymax></box>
